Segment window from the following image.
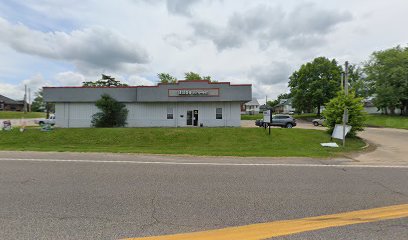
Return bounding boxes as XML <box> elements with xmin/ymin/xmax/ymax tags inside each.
<box><xmin>167</xmin><ymin>107</ymin><xmax>173</xmax><ymax>119</ymax></box>
<box><xmin>216</xmin><ymin>108</ymin><xmax>222</xmax><ymax>119</ymax></box>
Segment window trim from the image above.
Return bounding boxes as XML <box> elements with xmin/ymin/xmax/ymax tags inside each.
<box><xmin>167</xmin><ymin>107</ymin><xmax>174</xmax><ymax>119</ymax></box>
<box><xmin>216</xmin><ymin>107</ymin><xmax>222</xmax><ymax>119</ymax></box>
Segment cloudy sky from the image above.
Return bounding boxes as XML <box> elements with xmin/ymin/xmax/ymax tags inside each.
<box><xmin>0</xmin><ymin>0</ymin><xmax>407</xmax><ymax>103</ymax></box>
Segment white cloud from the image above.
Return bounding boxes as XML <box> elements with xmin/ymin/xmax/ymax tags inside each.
<box><xmin>126</xmin><ymin>75</ymin><xmax>155</xmax><ymax>86</ymax></box>
<box><xmin>1</xmin><ymin>0</ymin><xmax>408</xmax><ymax>102</ymax></box>
<box><xmin>249</xmin><ymin>61</ymin><xmax>292</xmax><ymax>85</ymax></box>
<box><xmin>0</xmin><ymin>17</ymin><xmax>149</xmax><ymax>73</ymax></box>
<box><xmin>188</xmin><ymin>3</ymin><xmax>352</xmax><ymax>51</ymax></box>
<box><xmin>0</xmin><ymin>74</ymin><xmax>49</xmax><ymax>100</ymax></box>
<box><xmin>55</xmin><ymin>72</ymin><xmax>86</xmax><ymax>86</ymax></box>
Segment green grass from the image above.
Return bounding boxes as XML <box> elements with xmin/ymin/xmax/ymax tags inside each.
<box><xmin>293</xmin><ymin>113</ymin><xmax>319</xmax><ymax>121</ymax></box>
<box><xmin>241</xmin><ymin>114</ymin><xmax>263</xmax><ymax>120</ymax></box>
<box><xmin>0</xmin><ymin>111</ymin><xmax>46</xmax><ymax>119</ymax></box>
<box><xmin>0</xmin><ymin>128</ymin><xmax>365</xmax><ymax>157</ymax></box>
<box><xmin>365</xmin><ymin>114</ymin><xmax>408</xmax><ymax>130</ymax></box>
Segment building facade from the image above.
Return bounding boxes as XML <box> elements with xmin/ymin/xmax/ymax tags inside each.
<box><xmin>0</xmin><ymin>94</ymin><xmax>25</xmax><ymax>111</ymax></box>
<box><xmin>43</xmin><ymin>80</ymin><xmax>252</xmax><ymax>128</ymax></box>
<box><xmin>274</xmin><ymin>99</ymin><xmax>295</xmax><ymax>114</ymax></box>
<box><xmin>241</xmin><ymin>98</ymin><xmax>260</xmax><ymax>114</ymax></box>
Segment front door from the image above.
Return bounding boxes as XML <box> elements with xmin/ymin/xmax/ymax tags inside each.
<box><xmin>187</xmin><ymin>111</ymin><xmax>193</xmax><ymax>126</ymax></box>
<box><xmin>186</xmin><ymin>110</ymin><xmax>198</xmax><ymax>126</ymax></box>
<box><xmin>193</xmin><ymin>110</ymin><xmax>198</xmax><ymax>126</ymax></box>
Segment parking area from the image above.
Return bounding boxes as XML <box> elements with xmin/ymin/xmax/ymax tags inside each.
<box><xmin>241</xmin><ymin>119</ymin><xmax>322</xmax><ymax>130</ymax></box>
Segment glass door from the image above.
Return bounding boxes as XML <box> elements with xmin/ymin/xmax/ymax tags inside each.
<box><xmin>187</xmin><ymin>110</ymin><xmax>193</xmax><ymax>126</ymax></box>
<box><xmin>193</xmin><ymin>110</ymin><xmax>198</xmax><ymax>126</ymax></box>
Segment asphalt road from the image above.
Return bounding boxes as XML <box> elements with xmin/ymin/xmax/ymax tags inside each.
<box><xmin>0</xmin><ymin>154</ymin><xmax>407</xmax><ymax>240</ymax></box>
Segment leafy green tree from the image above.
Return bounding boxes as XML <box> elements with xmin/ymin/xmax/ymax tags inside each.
<box><xmin>348</xmin><ymin>64</ymin><xmax>372</xmax><ymax>99</ymax></box>
<box><xmin>202</xmin><ymin>76</ymin><xmax>211</xmax><ymax>81</ymax></box>
<box><xmin>91</xmin><ymin>94</ymin><xmax>128</xmax><ymax>127</ymax></box>
<box><xmin>31</xmin><ymin>89</ymin><xmax>45</xmax><ymax>112</ymax></box>
<box><xmin>266</xmin><ymin>100</ymin><xmax>278</xmax><ymax>108</ymax></box>
<box><xmin>185</xmin><ymin>72</ymin><xmax>202</xmax><ymax>81</ymax></box>
<box><xmin>83</xmin><ymin>74</ymin><xmax>128</xmax><ymax>87</ymax></box>
<box><xmin>31</xmin><ymin>89</ymin><xmax>55</xmax><ymax>114</ymax></box>
<box><xmin>157</xmin><ymin>73</ymin><xmax>177</xmax><ymax>83</ymax></box>
<box><xmin>364</xmin><ymin>46</ymin><xmax>408</xmax><ymax>115</ymax></box>
<box><xmin>322</xmin><ymin>91</ymin><xmax>366</xmax><ymax>137</ymax></box>
<box><xmin>289</xmin><ymin>57</ymin><xmax>342</xmax><ymax>115</ymax></box>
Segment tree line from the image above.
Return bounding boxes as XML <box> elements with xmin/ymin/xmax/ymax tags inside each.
<box><xmin>269</xmin><ymin>45</ymin><xmax>408</xmax><ymax>116</ymax></box>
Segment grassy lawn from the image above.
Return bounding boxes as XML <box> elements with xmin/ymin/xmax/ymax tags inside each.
<box><xmin>0</xmin><ymin>128</ymin><xmax>365</xmax><ymax>158</ymax></box>
<box><xmin>241</xmin><ymin>114</ymin><xmax>263</xmax><ymax>120</ymax></box>
<box><xmin>365</xmin><ymin>114</ymin><xmax>408</xmax><ymax>130</ymax></box>
<box><xmin>293</xmin><ymin>113</ymin><xmax>318</xmax><ymax>121</ymax></box>
<box><xmin>0</xmin><ymin>111</ymin><xmax>46</xmax><ymax>119</ymax></box>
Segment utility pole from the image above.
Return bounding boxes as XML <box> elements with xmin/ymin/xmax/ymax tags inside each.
<box><xmin>28</xmin><ymin>88</ymin><xmax>31</xmax><ymax>112</ymax></box>
<box><xmin>343</xmin><ymin>61</ymin><xmax>349</xmax><ymax>147</ymax></box>
<box><xmin>23</xmin><ymin>85</ymin><xmax>27</xmax><ymax>114</ymax></box>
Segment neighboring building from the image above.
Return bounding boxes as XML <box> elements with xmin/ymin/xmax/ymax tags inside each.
<box><xmin>364</xmin><ymin>99</ymin><xmax>377</xmax><ymax>114</ymax></box>
<box><xmin>43</xmin><ymin>80</ymin><xmax>252</xmax><ymax>128</ymax></box>
<box><xmin>259</xmin><ymin>104</ymin><xmax>272</xmax><ymax>113</ymax></box>
<box><xmin>274</xmin><ymin>99</ymin><xmax>295</xmax><ymax>113</ymax></box>
<box><xmin>364</xmin><ymin>99</ymin><xmax>401</xmax><ymax>115</ymax></box>
<box><xmin>242</xmin><ymin>98</ymin><xmax>260</xmax><ymax>114</ymax></box>
<box><xmin>0</xmin><ymin>94</ymin><xmax>25</xmax><ymax>111</ymax></box>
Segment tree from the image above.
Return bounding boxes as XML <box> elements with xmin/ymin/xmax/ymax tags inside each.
<box><xmin>364</xmin><ymin>46</ymin><xmax>408</xmax><ymax>115</ymax></box>
<box><xmin>91</xmin><ymin>94</ymin><xmax>128</xmax><ymax>127</ymax></box>
<box><xmin>31</xmin><ymin>89</ymin><xmax>45</xmax><ymax>112</ymax></box>
<box><xmin>31</xmin><ymin>89</ymin><xmax>55</xmax><ymax>114</ymax></box>
<box><xmin>347</xmin><ymin>64</ymin><xmax>372</xmax><ymax>99</ymax></box>
<box><xmin>157</xmin><ymin>73</ymin><xmax>177</xmax><ymax>83</ymax></box>
<box><xmin>289</xmin><ymin>57</ymin><xmax>342</xmax><ymax>115</ymax></box>
<box><xmin>83</xmin><ymin>74</ymin><xmax>128</xmax><ymax>87</ymax></box>
<box><xmin>322</xmin><ymin>91</ymin><xmax>366</xmax><ymax>137</ymax></box>
<box><xmin>266</xmin><ymin>93</ymin><xmax>292</xmax><ymax>110</ymax></box>
<box><xmin>185</xmin><ymin>72</ymin><xmax>202</xmax><ymax>81</ymax></box>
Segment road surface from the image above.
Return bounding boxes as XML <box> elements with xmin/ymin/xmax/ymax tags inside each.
<box><xmin>0</xmin><ymin>152</ymin><xmax>407</xmax><ymax>240</ymax></box>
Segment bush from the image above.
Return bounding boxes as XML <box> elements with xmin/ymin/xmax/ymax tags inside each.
<box><xmin>322</xmin><ymin>91</ymin><xmax>366</xmax><ymax>137</ymax></box>
<box><xmin>91</xmin><ymin>94</ymin><xmax>128</xmax><ymax>127</ymax></box>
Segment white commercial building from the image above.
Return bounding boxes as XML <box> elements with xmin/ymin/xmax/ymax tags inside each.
<box><xmin>44</xmin><ymin>80</ymin><xmax>252</xmax><ymax>128</ymax></box>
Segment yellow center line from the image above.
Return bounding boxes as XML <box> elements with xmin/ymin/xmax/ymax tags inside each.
<box><xmin>122</xmin><ymin>203</ymin><xmax>408</xmax><ymax>240</ymax></box>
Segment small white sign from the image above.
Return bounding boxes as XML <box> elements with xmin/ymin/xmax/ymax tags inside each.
<box><xmin>263</xmin><ymin>110</ymin><xmax>271</xmax><ymax>123</ymax></box>
<box><xmin>332</xmin><ymin>124</ymin><xmax>352</xmax><ymax>140</ymax></box>
<box><xmin>320</xmin><ymin>142</ymin><xmax>339</xmax><ymax>148</ymax></box>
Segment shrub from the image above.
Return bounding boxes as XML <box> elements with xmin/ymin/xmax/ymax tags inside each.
<box><xmin>322</xmin><ymin>91</ymin><xmax>366</xmax><ymax>137</ymax></box>
<box><xmin>91</xmin><ymin>94</ymin><xmax>128</xmax><ymax>127</ymax></box>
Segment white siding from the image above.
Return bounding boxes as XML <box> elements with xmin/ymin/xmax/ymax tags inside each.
<box><xmin>55</xmin><ymin>102</ymin><xmax>241</xmax><ymax>128</ymax></box>
<box><xmin>55</xmin><ymin>103</ymin><xmax>98</xmax><ymax>128</ymax></box>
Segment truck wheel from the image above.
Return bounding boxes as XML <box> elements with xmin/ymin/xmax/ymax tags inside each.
<box><xmin>286</xmin><ymin>123</ymin><xmax>293</xmax><ymax>128</ymax></box>
<box><xmin>313</xmin><ymin>121</ymin><xmax>319</xmax><ymax>126</ymax></box>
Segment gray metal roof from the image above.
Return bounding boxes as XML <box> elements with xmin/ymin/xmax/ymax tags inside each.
<box><xmin>43</xmin><ymin>80</ymin><xmax>252</xmax><ymax>103</ymax></box>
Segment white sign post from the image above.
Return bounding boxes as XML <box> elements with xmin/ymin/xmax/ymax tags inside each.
<box><xmin>263</xmin><ymin>110</ymin><xmax>271</xmax><ymax>124</ymax></box>
<box><xmin>263</xmin><ymin>110</ymin><xmax>272</xmax><ymax>135</ymax></box>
